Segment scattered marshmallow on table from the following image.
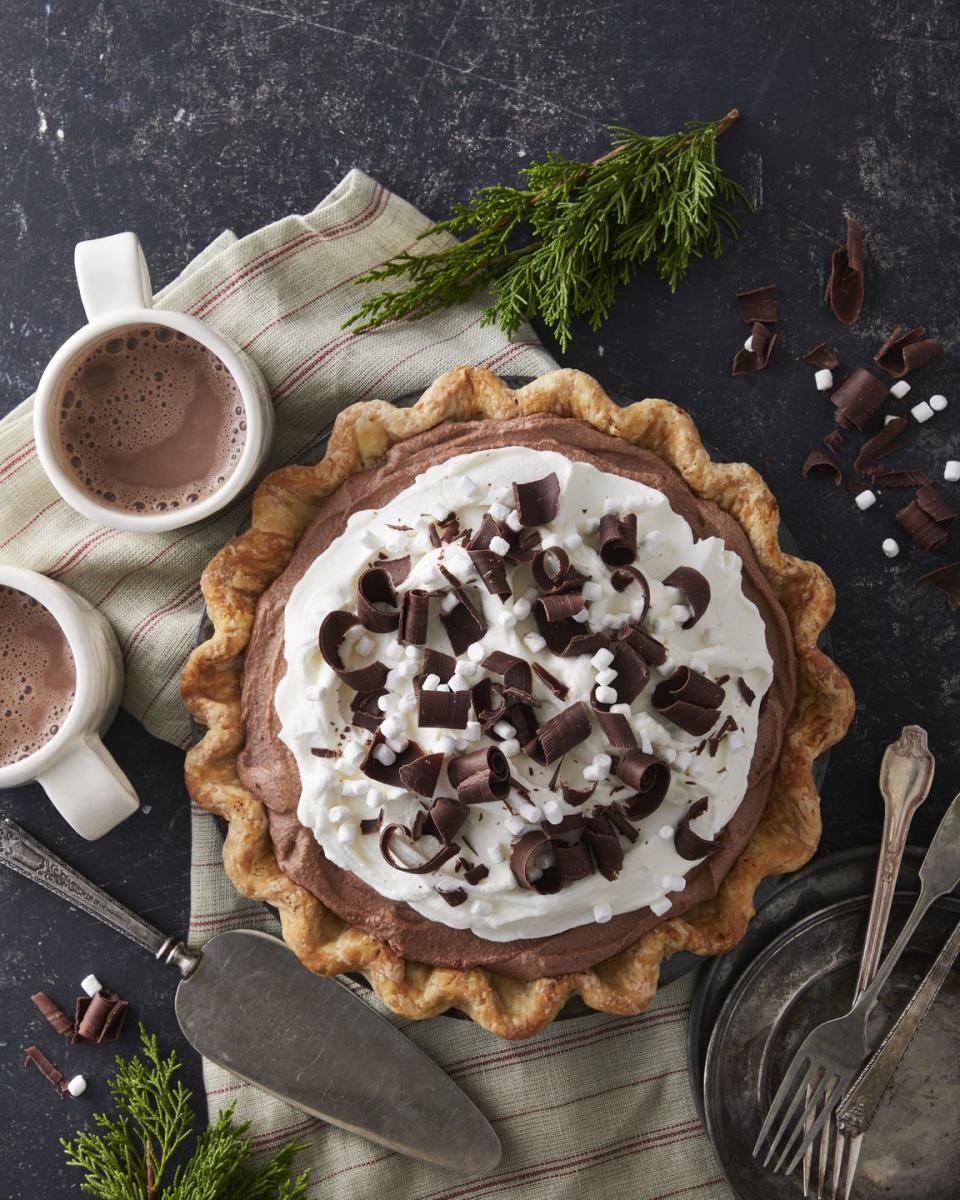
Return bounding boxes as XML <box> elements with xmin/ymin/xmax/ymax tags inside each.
<box><xmin>814</xmin><ymin>368</ymin><xmax>833</xmax><ymax>391</ymax></box>
<box><xmin>882</xmin><ymin>538</ymin><xmax>900</xmax><ymax>559</ymax></box>
<box><xmin>855</xmin><ymin>490</ymin><xmax>876</xmax><ymax>511</ymax></box>
<box><xmin>945</xmin><ymin>461</ymin><xmax>960</xmax><ymax>483</ymax></box>
<box><xmin>911</xmin><ymin>400</ymin><xmax>935</xmax><ymax>423</ymax></box>
<box><xmin>744</xmin><ymin>335</ymin><xmax>755</xmax><ymax>352</ymax></box>
<box><xmin>930</xmin><ymin>394</ymin><xmax>948</xmax><ymax>412</ymax></box>
<box><xmin>66</xmin><ymin>1075</ymin><xmax>87</xmax><ymax>1098</ymax></box>
<box><xmin>80</xmin><ymin>974</ymin><xmax>102</xmax><ymax>998</ymax></box>
<box><xmin>889</xmin><ymin>380</ymin><xmax>911</xmax><ymax>399</ymax></box>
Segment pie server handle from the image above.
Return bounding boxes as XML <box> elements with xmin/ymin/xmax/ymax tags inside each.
<box><xmin>0</xmin><ymin>819</ymin><xmax>501</xmax><ymax>1173</ymax></box>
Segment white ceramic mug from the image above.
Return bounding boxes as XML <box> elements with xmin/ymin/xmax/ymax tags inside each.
<box><xmin>33</xmin><ymin>232</ymin><xmax>274</xmax><ymax>533</ymax></box>
<box><xmin>0</xmin><ymin>564</ymin><xmax>138</xmax><ymax>839</ymax></box>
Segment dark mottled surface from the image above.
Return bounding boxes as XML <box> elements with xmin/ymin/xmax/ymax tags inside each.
<box><xmin>1</xmin><ymin>0</ymin><xmax>959</xmax><ymax>1194</ymax></box>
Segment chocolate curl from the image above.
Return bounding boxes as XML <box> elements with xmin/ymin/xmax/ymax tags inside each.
<box><xmin>558</xmin><ymin>630</ymin><xmax>609</xmax><ymax>658</ymax></box>
<box><xmin>379</xmin><ymin>823</ymin><xmax>460</xmax><ymax>873</ymax></box>
<box><xmin>417</xmin><ymin>689</ymin><xmax>470</xmax><ymax>729</ymax></box>
<box><xmin>611</xmin><ymin>641</ymin><xmax>650</xmax><ymax>704</ymax></box>
<box><xmin>76</xmin><ymin>990</ymin><xmax>128</xmax><ymax>1043</ymax></box>
<box><xmin>532</xmin><ymin>663</ymin><xmax>568</xmax><ymax>700</ymax></box>
<box><xmin>874</xmin><ymin>324</ymin><xmax>944</xmax><ymax>378</ymax></box>
<box><xmin>536</xmin><ymin>591</ymin><xmax>586</xmax><ymax>623</ymax></box>
<box><xmin>853</xmin><ymin>417</ymin><xmax>908</xmax><ymax>473</ymax></box>
<box><xmin>470</xmin><ymin>678</ymin><xmax>506</xmax><ymax>725</ymax></box>
<box><xmin>357</xmin><ymin>566</ymin><xmax>400</xmax><ymax>633</ymax></box>
<box><xmin>423</xmin><ymin>795</ymin><xmax>469</xmax><ymax>842</ymax></box>
<box><xmin>867</xmin><ymin>468</ymin><xmax>931</xmax><ymax>488</ymax></box>
<box><xmin>458</xmin><ymin>762</ymin><xmax>511</xmax><ymax>804</ymax></box>
<box><xmin>439</xmin><ymin>592</ymin><xmax>487</xmax><ymax>655</ymax></box>
<box><xmin>506</xmin><ymin>701</ymin><xmax>539</xmax><ymax>747</ymax></box>
<box><xmin>350</xmin><ymin>689</ymin><xmax>387</xmax><ymax>732</ymax></box>
<box><xmin>824</xmin><ymin>431</ymin><xmax>845</xmax><ymax>452</ymax></box>
<box><xmin>509</xmin><ymin>830</ymin><xmax>561</xmax><ymax>894</ymax></box>
<box><xmin>463</xmin><ymin>862</ymin><xmax>489</xmax><ymax>885</ymax></box>
<box><xmin>23</xmin><ymin>1045</ymin><xmax>66</xmax><ymax>1095</ymax></box>
<box><xmin>916</xmin><ymin>484</ymin><xmax>958</xmax><ymax>526</ymax></box>
<box><xmin>802</xmin><ymin>449</ymin><xmax>842</xmax><ymax>486</ymax></box>
<box><xmin>549</xmin><ymin>812</ymin><xmax>587</xmax><ymax>838</ymax></box>
<box><xmin>675</xmin><ymin>796</ymin><xmax>719</xmax><ymax>860</ymax></box>
<box><xmin>528</xmin><ymin>701</ymin><xmax>592</xmax><ymax>764</ymax></box>
<box><xmin>30</xmin><ymin>992</ymin><xmax>73</xmax><ymax>1037</ymax></box>
<box><xmin>591</xmin><ymin>695</ymin><xmax>637</xmax><ymax>749</ymax></box>
<box><xmin>467</xmin><ymin>513</ymin><xmax>508</xmax><ymax>552</ymax></box>
<box><xmin>513</xmin><ymin>473</ymin><xmax>561</xmax><ymax>526</ymax></box>
<box><xmin>585</xmin><ymin>813</ymin><xmax>624</xmax><ymax>881</ymax></box>
<box><xmin>896</xmin><ymin>485</ymin><xmax>957</xmax><ymax>552</ymax></box>
<box><xmin>615</xmin><ymin>750</ymin><xmax>670</xmax><ymax>819</ymax></box>
<box><xmin>617</xmin><ymin>623</ymin><xmax>667</xmax><ymax>666</ymax></box>
<box><xmin>553</xmin><ymin>838</ymin><xmax>595</xmax><ymax>884</ymax></box>
<box><xmin>918</xmin><ymin>561</ymin><xmax>960</xmax><ymax>610</ymax></box>
<box><xmin>606</xmin><ymin>802</ymin><xmax>640</xmax><ymax>843</ymax></box>
<box><xmin>361</xmin><ymin>735</ymin><xmax>424</xmax><ymax>787</ymax></box>
<box><xmin>399</xmin><ymin>589</ymin><xmax>429</xmax><ymax>644</ymax></box>
<box><xmin>482</xmin><ymin>652</ymin><xmax>536</xmax><ymax>704</ymax></box>
<box><xmin>825</xmin><ymin>215</ymin><xmax>865</xmax><ymax>325</ymax></box>
<box><xmin>610</xmin><ymin>566</ymin><xmax>650</xmax><ymax>618</ymax></box>
<box><xmin>360</xmin><ymin>813</ymin><xmax>383</xmax><ymax>835</ymax></box>
<box><xmin>598</xmin><ymin>512</ymin><xmax>638</xmax><ymax>566</ymax></box>
<box><xmin>652</xmin><ymin>667</ymin><xmax>724</xmax><ymax>737</ymax></box>
<box><xmin>468</xmin><ymin>548</ymin><xmax>511</xmax><ymax>599</ymax></box>
<box><xmin>448</xmin><ymin>746</ymin><xmax>510</xmax><ymax>801</ymax></box>
<box><xmin>736</xmin><ymin>283</ymin><xmax>778</xmax><ymax>324</ymax></box>
<box><xmin>831</xmin><ymin>368</ymin><xmax>889</xmax><ymax>430</ymax></box>
<box><xmin>507</xmin><ymin>529</ymin><xmax>543</xmax><ymax>565</ymax></box>
<box><xmin>530</xmin><ymin>546</ymin><xmax>583</xmax><ymax>594</ymax></box>
<box><xmin>532</xmin><ymin>601</ymin><xmax>582</xmax><ymax>655</ymax></box>
<box><xmin>377</xmin><ymin>555</ymin><xmax>412</xmax><ymax>585</ymax></box>
<box><xmin>398</xmin><ymin>751</ymin><xmax>444</xmax><ymax>797</ymax></box>
<box><xmin>731</xmin><ymin>322</ymin><xmax>782</xmax><ymax>375</ymax></box>
<box><xmin>802</xmin><ymin>343</ymin><xmax>839</xmax><ymax>369</ymax></box>
<box><xmin>319</xmin><ymin>611</ymin><xmax>389</xmax><ymax>692</ymax></box>
<box><xmin>662</xmin><ymin>567</ymin><xmax>711</xmax><ymax>629</ymax></box>
<box><xmin>423</xmin><ymin>647</ymin><xmax>457</xmax><ymax>682</ymax></box>
<box><xmin>559</xmin><ymin>780</ymin><xmax>597</xmax><ymax>806</ymax></box>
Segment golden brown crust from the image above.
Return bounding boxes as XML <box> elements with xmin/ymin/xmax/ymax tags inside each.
<box><xmin>182</xmin><ymin>367</ymin><xmax>855</xmax><ymax>1039</ymax></box>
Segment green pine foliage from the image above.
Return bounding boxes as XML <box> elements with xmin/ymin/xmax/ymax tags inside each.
<box><xmin>61</xmin><ymin>1027</ymin><xmax>310</xmax><ymax>1200</ymax></box>
<box><xmin>345</xmin><ymin>110</ymin><xmax>749</xmax><ymax>351</ymax></box>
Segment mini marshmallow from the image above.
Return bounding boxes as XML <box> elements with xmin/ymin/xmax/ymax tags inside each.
<box><xmin>930</xmin><ymin>394</ymin><xmax>948</xmax><ymax>412</ymax></box>
<box><xmin>489</xmin><ymin>501</ymin><xmax>510</xmax><ymax>521</ymax></box>
<box><xmin>602</xmin><ymin>498</ymin><xmax>620</xmax><ymax>515</ymax></box>
<box><xmin>489</xmin><ymin>535</ymin><xmax>511</xmax><ymax>556</ymax></box>
<box><xmin>523</xmin><ymin>632</ymin><xmax>547</xmax><ymax>653</ymax></box>
<box><xmin>328</xmin><ymin>804</ymin><xmax>349</xmax><ymax>822</ymax></box>
<box><xmin>596</xmin><ymin>666</ymin><xmax>618</xmax><ymax>686</ymax></box>
<box><xmin>455</xmin><ymin>738</ymin><xmax>470</xmax><ymax>752</ymax></box>
<box><xmin>385</xmin><ymin>638</ymin><xmax>403</xmax><ymax>660</ymax></box>
<box><xmin>656</xmin><ymin>657</ymin><xmax>675</xmax><ymax>676</ymax></box>
<box><xmin>664</xmin><ymin>875</ymin><xmax>687</xmax><ymax>893</ymax></box>
<box><xmin>448</xmin><ymin>673</ymin><xmax>470</xmax><ymax>692</ymax></box>
<box><xmin>744</xmin><ymin>335</ymin><xmax>755</xmax><ymax>352</ymax></box>
<box><xmin>572</xmin><ymin>608</ymin><xmax>590</xmax><ymax>623</ymax></box>
<box><xmin>504</xmin><ymin>814</ymin><xmax>526</xmax><ymax>836</ymax></box>
<box><xmin>436</xmin><ymin>682</ymin><xmax>451</xmax><ymax>692</ymax></box>
<box><xmin>467</xmin><ymin>641</ymin><xmax>487</xmax><ymax>662</ymax></box>
<box><xmin>436</xmin><ymin>735</ymin><xmax>456</xmax><ymax>755</ymax></box>
<box><xmin>488</xmin><ymin>842</ymin><xmax>506</xmax><ymax>864</ymax></box>
<box><xmin>80</xmin><ymin>974</ymin><xmax>102</xmax><ymax>998</ymax></box>
<box><xmin>610</xmin><ymin>702</ymin><xmax>632</xmax><ymax>717</ymax></box>
<box><xmin>404</xmin><ymin>644</ymin><xmax>420</xmax><ymax>660</ymax></box>
<box><xmin>674</xmin><ymin>749</ymin><xmax>693</xmax><ymax>771</ymax></box>
<box><xmin>421</xmin><ymin>673</ymin><xmax>441</xmax><ymax>691</ymax></box>
<box><xmin>582</xmin><ymin>765</ymin><xmax>601</xmax><ymax>782</ymax></box>
<box><xmin>355</xmin><ymin>634</ymin><xmax>374</xmax><ymax>657</ymax></box>
<box><xmin>689</xmin><ymin>657</ymin><xmax>708</xmax><ymax>675</ymax></box>
<box><xmin>337</xmin><ymin>822</ymin><xmax>358</xmax><ymax>844</ymax></box>
<box><xmin>582</xmin><ymin>581</ymin><xmax>603</xmax><ymax>602</ymax></box>
<box><xmin>658</xmin><ymin>825</ymin><xmax>674</xmax><ymax>840</ymax></box>
<box><xmin>855</xmin><ymin>489</ymin><xmax>877</xmax><ymax>511</ymax></box>
<box><xmin>341</xmin><ymin>778</ymin><xmax>369</xmax><ymax>796</ymax></box>
<box><xmin>492</xmin><ymin>720</ymin><xmax>516</xmax><ymax>739</ymax></box>
<box><xmin>386</xmin><ymin>735</ymin><xmax>409</xmax><ymax>754</ymax></box>
<box><xmin>945</xmin><ymin>461</ymin><xmax>960</xmax><ymax>483</ymax></box>
<box><xmin>459</xmin><ymin>475</ymin><xmax>480</xmax><ymax>501</ymax></box>
<box><xmin>380</xmin><ymin>714</ymin><xmax>405</xmax><ymax>739</ymax></box>
<box><xmin>520</xmin><ymin>803</ymin><xmax>541</xmax><ymax>822</ymax></box>
<box><xmin>563</xmin><ymin>532</ymin><xmax>583</xmax><ymax>551</ymax></box>
<box><xmin>595</xmin><ymin>684</ymin><xmax>618</xmax><ymax>705</ymax></box>
<box><xmin>440</xmin><ymin>592</ymin><xmax>459</xmax><ymax>613</ymax></box>
<box><xmin>455</xmin><ymin>658</ymin><xmax>478</xmax><ymax>678</ymax></box>
<box><xmin>505</xmin><ymin>509</ymin><xmax>523</xmax><ymax>532</ymax></box>
<box><xmin>654</xmin><ymin>617</ymin><xmax>676</xmax><ymax>635</ymax></box>
<box><xmin>881</xmin><ymin>538</ymin><xmax>900</xmax><ymax>559</ymax></box>
<box><xmin>592</xmin><ymin>752</ymin><xmax>612</xmax><ymax>772</ymax></box>
<box><xmin>66</xmin><ymin>1075</ymin><xmax>87</xmax><ymax>1098</ymax></box>
<box><xmin>385</xmin><ymin>669</ymin><xmax>403</xmax><ymax>689</ymax></box>
<box><xmin>497</xmin><ymin>610</ymin><xmax>517</xmax><ymax>629</ymax></box>
<box><xmin>384</xmin><ymin>535</ymin><xmax>406</xmax><ymax>557</ymax></box>
<box><xmin>512</xmin><ymin>597</ymin><xmax>532</xmax><ymax>619</ymax></box>
<box><xmin>650</xmin><ymin>897</ymin><xmax>673</xmax><ymax>917</ymax></box>
<box><xmin>464</xmin><ymin>720</ymin><xmax>482</xmax><ymax>741</ymax></box>
<box><xmin>890</xmin><ymin>379</ymin><xmax>911</xmax><ymax>399</ymax></box>
<box><xmin>339</xmin><ymin>741</ymin><xmax>364</xmax><ymax>767</ymax></box>
<box><xmin>581</xmin><ymin>517</ymin><xmax>601</xmax><ymax>534</ymax></box>
<box><xmin>373</xmin><ymin>743</ymin><xmax>397</xmax><ymax>767</ymax></box>
<box><xmin>593</xmin><ymin>903</ymin><xmax>613</xmax><ymax>924</ymax></box>
<box><xmin>661</xmin><ymin>747</ymin><xmax>677</xmax><ymax>764</ymax></box>
<box><xmin>395</xmin><ymin>660</ymin><xmax>418</xmax><ymax>680</ymax></box>
<box><xmin>815</xmin><ymin>368</ymin><xmax>834</xmax><ymax>391</ymax></box>
<box><xmin>590</xmin><ymin>647</ymin><xmax>615</xmax><ymax>670</ymax></box>
<box><xmin>543</xmin><ymin>799</ymin><xmax>563</xmax><ymax>822</ymax></box>
<box><xmin>366</xmin><ymin>789</ymin><xmax>384</xmax><ymax>809</ymax></box>
<box><xmin>359</xmin><ymin>528</ymin><xmax>379</xmax><ymax>549</ymax></box>
<box><xmin>911</xmin><ymin>400</ymin><xmax>935</xmax><ymax>423</ymax></box>
<box><xmin>524</xmin><ymin>586</ymin><xmax>539</xmax><ymax>602</ymax></box>
<box><xmin>669</xmin><ymin>604</ymin><xmax>690</xmax><ymax>624</ymax></box>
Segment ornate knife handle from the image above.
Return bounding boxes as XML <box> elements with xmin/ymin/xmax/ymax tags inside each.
<box><xmin>0</xmin><ymin>818</ymin><xmax>199</xmax><ymax>976</ymax></box>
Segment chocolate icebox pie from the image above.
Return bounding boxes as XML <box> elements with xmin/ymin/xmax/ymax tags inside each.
<box><xmin>184</xmin><ymin>368</ymin><xmax>853</xmax><ymax>1037</ymax></box>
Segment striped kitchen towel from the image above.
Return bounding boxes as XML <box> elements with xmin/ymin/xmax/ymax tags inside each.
<box><xmin>1</xmin><ymin>169</ymin><xmax>732</xmax><ymax>1198</ymax></box>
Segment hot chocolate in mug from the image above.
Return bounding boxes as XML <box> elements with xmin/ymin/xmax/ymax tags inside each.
<box><xmin>33</xmin><ymin>232</ymin><xmax>274</xmax><ymax>532</ymax></box>
<box><xmin>0</xmin><ymin>564</ymin><xmax>138</xmax><ymax>839</ymax></box>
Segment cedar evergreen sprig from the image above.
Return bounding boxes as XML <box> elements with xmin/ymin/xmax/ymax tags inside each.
<box><xmin>345</xmin><ymin>109</ymin><xmax>748</xmax><ymax>351</ymax></box>
<box><xmin>61</xmin><ymin>1027</ymin><xmax>310</xmax><ymax>1200</ymax></box>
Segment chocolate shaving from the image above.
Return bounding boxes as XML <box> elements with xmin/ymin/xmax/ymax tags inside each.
<box><xmin>23</xmin><ymin>1046</ymin><xmax>66</xmax><ymax>1096</ymax></box>
<box><xmin>536</xmin><ymin>591</ymin><xmax>586</xmax><ymax>623</ymax></box>
<box><xmin>830</xmin><ymin>368</ymin><xmax>889</xmax><ymax>430</ymax></box>
<box><xmin>611</xmin><ymin>641</ymin><xmax>650</xmax><ymax>704</ymax></box>
<box><xmin>351</xmin><ymin>689</ymin><xmax>387</xmax><ymax>732</ymax></box>
<box><xmin>737</xmin><ymin>677</ymin><xmax>756</xmax><ymax>705</ymax></box>
<box><xmin>867</xmin><ymin>468</ymin><xmax>931</xmax><ymax>489</ymax></box>
<box><xmin>675</xmin><ymin>797</ymin><xmax>719</xmax><ymax>860</ymax></box>
<box><xmin>732</xmin><ymin>322</ymin><xmax>782</xmax><ymax>375</ymax></box>
<box><xmin>559</xmin><ymin>780</ymin><xmax>597</xmax><ymax>806</ymax></box>
<box><xmin>509</xmin><ymin>830</ymin><xmax>560</xmax><ymax>894</ymax></box>
<box><xmin>803</xmin><ymin>343</ymin><xmax>839</xmax><ymax>369</ymax></box>
<box><xmin>617</xmin><ymin>623</ymin><xmax>667</xmax><ymax>666</ymax></box>
<box><xmin>436</xmin><ymin>886</ymin><xmax>468</xmax><ymax>907</ymax></box>
<box><xmin>360</xmin><ymin>813</ymin><xmax>383</xmax><ymax>835</ymax></box>
<box><xmin>75</xmin><ymin>990</ymin><xmax>128</xmax><ymax>1043</ymax></box>
<box><xmin>380</xmin><ymin>823</ymin><xmax>460</xmax><ymax>873</ymax></box>
<box><xmin>615</xmin><ymin>750</ymin><xmax>670</xmax><ymax>818</ymax></box>
<box><xmin>467</xmin><ymin>513</ymin><xmax>508</xmax><ymax>553</ymax></box>
<box><xmin>448</xmin><ymin>746</ymin><xmax>510</xmax><ymax>801</ymax></box>
<box><xmin>598</xmin><ymin>512</ymin><xmax>638</xmax><ymax>566</ymax></box>
<box><xmin>584</xmin><ymin>813</ymin><xmax>624</xmax><ymax>881</ymax></box>
<box><xmin>468</xmin><ymin>549</ymin><xmax>511</xmax><ymax>599</ymax></box>
<box><xmin>423</xmin><ymin>647</ymin><xmax>457</xmax><ymax>682</ymax></box>
<box><xmin>736</xmin><ymin>284</ymin><xmax>778</xmax><ymax>324</ymax></box>
<box><xmin>590</xmin><ymin>695</ymin><xmax>637</xmax><ymax>749</ymax></box>
<box><xmin>319</xmin><ymin>611</ymin><xmax>389</xmax><ymax>693</ymax></box>
<box><xmin>610</xmin><ymin>566</ymin><xmax>650</xmax><ymax>619</ymax></box>
<box><xmin>417</xmin><ymin>689</ymin><xmax>470</xmax><ymax>730</ymax></box>
<box><xmin>918</xmin><ymin>562</ymin><xmax>960</xmax><ymax>610</ymax></box>
<box><xmin>31</xmin><ymin>992</ymin><xmax>73</xmax><ymax>1037</ymax></box>
<box><xmin>916</xmin><ymin>483</ymin><xmax>958</xmax><ymax>527</ymax></box>
<box><xmin>439</xmin><ymin>593</ymin><xmax>487</xmax><ymax>655</ymax></box>
<box><xmin>421</xmin><ymin>796</ymin><xmax>466</xmax><ymax>843</ymax></box>
<box><xmin>398</xmin><ymin>751</ymin><xmax>445</xmax><ymax>797</ymax></box>
<box><xmin>399</xmin><ymin>589</ymin><xmax>430</xmax><ymax>644</ymax></box>
<box><xmin>854</xmin><ymin>416</ymin><xmax>908</xmax><ymax>473</ymax></box>
<box><xmin>652</xmin><ymin>667</ymin><xmax>724</xmax><ymax>737</ymax></box>
<box><xmin>361</xmin><ymin>735</ymin><xmax>424</xmax><ymax>787</ymax></box>
<box><xmin>357</xmin><ymin>566</ymin><xmax>400</xmax><ymax>633</ymax></box>
<box><xmin>802</xmin><ymin>449</ymin><xmax>842</xmax><ymax>486</ymax></box>
<box><xmin>528</xmin><ymin>701</ymin><xmax>591</xmax><ymax>764</ymax></box>
<box><xmin>897</xmin><ymin>502</ymin><xmax>950</xmax><ymax>551</ymax></box>
<box><xmin>553</xmin><ymin>838</ymin><xmax>594</xmax><ymax>884</ymax></box>
<box><xmin>606</xmin><ymin>802</ymin><xmax>640</xmax><ymax>842</ymax></box>
<box><xmin>482</xmin><ymin>652</ymin><xmax>535</xmax><ymax>703</ymax></box>
<box><xmin>662</xmin><ymin>567</ymin><xmax>711</xmax><ymax>628</ymax></box>
<box><xmin>559</xmin><ymin>631</ymin><xmax>609</xmax><ymax>657</ymax></box>
<box><xmin>470</xmin><ymin>678</ymin><xmax>506</xmax><ymax>724</ymax></box>
<box><xmin>874</xmin><ymin>324</ymin><xmax>944</xmax><ymax>378</ymax></box>
<box><xmin>532</xmin><ymin>663</ymin><xmax>568</xmax><ymax>700</ymax></box>
<box><xmin>463</xmin><ymin>862</ymin><xmax>489</xmax><ymax>885</ymax></box>
<box><xmin>825</xmin><ymin>215</ymin><xmax>865</xmax><ymax>324</ymax></box>
<box><xmin>708</xmin><ymin>714</ymin><xmax>738</xmax><ymax>756</ymax></box>
<box><xmin>513</xmin><ymin>473</ymin><xmax>561</xmax><ymax>526</ymax></box>
<box><xmin>530</xmin><ymin>546</ymin><xmax>583</xmax><ymax>594</ymax></box>
<box><xmin>377</xmin><ymin>555</ymin><xmax>412</xmax><ymax>585</ymax></box>
<box><xmin>824</xmin><ymin>430</ymin><xmax>845</xmax><ymax>451</ymax></box>
<box><xmin>550</xmin><ymin>812</ymin><xmax>587</xmax><ymax>838</ymax></box>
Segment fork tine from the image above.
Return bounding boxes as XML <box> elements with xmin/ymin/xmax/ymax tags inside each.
<box><xmin>752</xmin><ymin>1055</ymin><xmax>812</xmax><ymax>1156</ymax></box>
<box><xmin>784</xmin><ymin>1073</ymin><xmax>854</xmax><ymax>1176</ymax></box>
<box><xmin>830</xmin><ymin>1131</ymin><xmax>846</xmax><ymax>1200</ymax></box>
<box><xmin>773</xmin><ymin>1071</ymin><xmax>831</xmax><ymax>1172</ymax></box>
<box><xmin>802</xmin><ymin>1083</ymin><xmax>812</xmax><ymax>1196</ymax></box>
<box><xmin>762</xmin><ymin>1063</ymin><xmax>820</xmax><ymax>1166</ymax></box>
<box><xmin>816</xmin><ymin>1096</ymin><xmax>833</xmax><ymax>1199</ymax></box>
<box><xmin>843</xmin><ymin>1134</ymin><xmax>864</xmax><ymax>1200</ymax></box>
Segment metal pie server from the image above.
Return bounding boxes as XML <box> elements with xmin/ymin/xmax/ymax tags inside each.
<box><xmin>0</xmin><ymin>819</ymin><xmax>501</xmax><ymax>1174</ymax></box>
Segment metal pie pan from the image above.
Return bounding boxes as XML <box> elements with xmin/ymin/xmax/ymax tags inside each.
<box><xmin>703</xmin><ymin>892</ymin><xmax>960</xmax><ymax>1199</ymax></box>
<box><xmin>192</xmin><ymin>376</ymin><xmax>830</xmax><ymax>1019</ymax></box>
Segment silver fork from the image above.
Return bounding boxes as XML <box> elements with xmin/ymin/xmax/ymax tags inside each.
<box><xmin>802</xmin><ymin>725</ymin><xmax>934</xmax><ymax>1198</ymax></box>
<box><xmin>753</xmin><ymin>788</ymin><xmax>960</xmax><ymax>1179</ymax></box>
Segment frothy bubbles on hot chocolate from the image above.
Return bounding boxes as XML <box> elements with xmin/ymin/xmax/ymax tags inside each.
<box><xmin>0</xmin><ymin>587</ymin><xmax>75</xmax><ymax>766</ymax></box>
<box><xmin>57</xmin><ymin>325</ymin><xmax>246</xmax><ymax>514</ymax></box>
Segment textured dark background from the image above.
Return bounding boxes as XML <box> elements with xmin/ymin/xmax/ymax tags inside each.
<box><xmin>1</xmin><ymin>0</ymin><xmax>959</xmax><ymax>1194</ymax></box>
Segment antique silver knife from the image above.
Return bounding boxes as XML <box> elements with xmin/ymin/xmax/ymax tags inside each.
<box><xmin>0</xmin><ymin>818</ymin><xmax>501</xmax><ymax>1174</ymax></box>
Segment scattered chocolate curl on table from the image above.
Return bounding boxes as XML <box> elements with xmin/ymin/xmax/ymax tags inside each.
<box><xmin>802</xmin><ymin>448</ymin><xmax>842</xmax><ymax>486</ymax></box>
<box><xmin>732</xmin><ymin>321</ymin><xmax>782</xmax><ymax>375</ymax></box>
<box><xmin>873</xmin><ymin>324</ymin><xmax>944</xmax><ymax>378</ymax></box>
<box><xmin>830</xmin><ymin>367</ymin><xmax>889</xmax><ymax>430</ymax></box>
<box><xmin>825</xmin><ymin>215</ymin><xmax>865</xmax><ymax>324</ymax></box>
<box><xmin>918</xmin><ymin>562</ymin><xmax>960</xmax><ymax>611</ymax></box>
<box><xmin>802</xmin><ymin>343</ymin><xmax>839</xmax><ymax>369</ymax></box>
<box><xmin>736</xmin><ymin>283</ymin><xmax>778</xmax><ymax>323</ymax></box>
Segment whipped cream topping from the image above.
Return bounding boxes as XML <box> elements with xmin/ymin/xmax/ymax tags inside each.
<box><xmin>276</xmin><ymin>447</ymin><xmax>774</xmax><ymax>942</ymax></box>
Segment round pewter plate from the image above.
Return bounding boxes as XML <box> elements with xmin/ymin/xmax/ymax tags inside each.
<box><xmin>704</xmin><ymin>893</ymin><xmax>960</xmax><ymax>1199</ymax></box>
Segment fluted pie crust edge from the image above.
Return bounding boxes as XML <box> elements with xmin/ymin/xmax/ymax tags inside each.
<box><xmin>182</xmin><ymin>367</ymin><xmax>855</xmax><ymax>1039</ymax></box>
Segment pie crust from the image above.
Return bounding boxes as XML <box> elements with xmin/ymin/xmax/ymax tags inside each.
<box><xmin>182</xmin><ymin>367</ymin><xmax>854</xmax><ymax>1039</ymax></box>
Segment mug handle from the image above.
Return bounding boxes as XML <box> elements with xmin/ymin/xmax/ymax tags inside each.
<box><xmin>75</xmin><ymin>232</ymin><xmax>153</xmax><ymax>322</ymax></box>
<box><xmin>36</xmin><ymin>733</ymin><xmax>139</xmax><ymax>840</ymax></box>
